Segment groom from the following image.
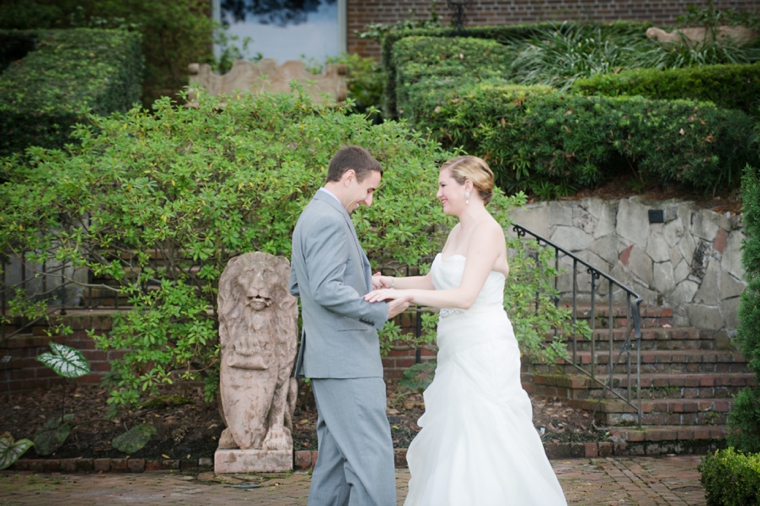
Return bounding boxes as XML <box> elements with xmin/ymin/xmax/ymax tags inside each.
<box><xmin>290</xmin><ymin>145</ymin><xmax>410</xmax><ymax>506</ymax></box>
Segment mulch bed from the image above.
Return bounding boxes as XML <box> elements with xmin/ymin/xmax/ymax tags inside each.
<box><xmin>1</xmin><ymin>380</ymin><xmax>606</xmax><ymax>461</ymax></box>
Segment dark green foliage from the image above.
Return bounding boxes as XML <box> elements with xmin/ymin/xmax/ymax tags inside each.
<box><xmin>729</xmin><ymin>164</ymin><xmax>760</xmax><ymax>452</ymax></box>
<box><xmin>399</xmin><ymin>361</ymin><xmax>437</xmax><ymax>394</ymax></box>
<box><xmin>33</xmin><ymin>415</ymin><xmax>74</xmax><ymax>456</ymax></box>
<box><xmin>0</xmin><ymin>0</ymin><xmax>214</xmax><ymax>105</ymax></box>
<box><xmin>0</xmin><ymin>29</ymin><xmax>143</xmax><ymax>157</ymax></box>
<box><xmin>573</xmin><ymin>62</ymin><xmax>760</xmax><ymax>118</ymax></box>
<box><xmin>398</xmin><ymin>71</ymin><xmax>757</xmax><ymax>195</ymax></box>
<box><xmin>111</xmin><ymin>424</ymin><xmax>156</xmax><ymax>454</ymax></box>
<box><xmin>381</xmin><ymin>21</ymin><xmax>652</xmax><ymax>117</ymax></box>
<box><xmin>699</xmin><ymin>448</ymin><xmax>760</xmax><ymax>506</ymax></box>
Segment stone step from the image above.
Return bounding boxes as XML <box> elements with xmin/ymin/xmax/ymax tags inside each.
<box><xmin>569</xmin><ymin>397</ymin><xmax>733</xmax><ymax>425</ymax></box>
<box><xmin>559</xmin><ymin>303</ymin><xmax>674</xmax><ymax>330</ymax></box>
<box><xmin>529</xmin><ymin>373</ymin><xmax>755</xmax><ymax>401</ymax></box>
<box><xmin>609</xmin><ymin>425</ymin><xmax>728</xmax><ymax>443</ymax></box>
<box><xmin>549</xmin><ymin>327</ymin><xmax>731</xmax><ymax>351</ymax></box>
<box><xmin>526</xmin><ymin>350</ymin><xmax>750</xmax><ymax>375</ymax></box>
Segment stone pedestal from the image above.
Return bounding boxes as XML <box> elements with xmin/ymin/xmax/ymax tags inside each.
<box><xmin>214</xmin><ymin>449</ymin><xmax>292</xmax><ymax>473</ymax></box>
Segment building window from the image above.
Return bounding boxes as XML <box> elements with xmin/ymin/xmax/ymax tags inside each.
<box><xmin>213</xmin><ymin>0</ymin><xmax>346</xmax><ymax>65</ymax></box>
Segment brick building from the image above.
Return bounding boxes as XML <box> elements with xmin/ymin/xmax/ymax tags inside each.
<box><xmin>347</xmin><ymin>0</ymin><xmax>760</xmax><ymax>59</ymax></box>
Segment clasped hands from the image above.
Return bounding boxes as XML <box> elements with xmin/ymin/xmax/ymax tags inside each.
<box><xmin>370</xmin><ymin>272</ymin><xmax>413</xmax><ymax>319</ymax></box>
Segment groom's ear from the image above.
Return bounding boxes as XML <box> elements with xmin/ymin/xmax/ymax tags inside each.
<box><xmin>341</xmin><ymin>169</ymin><xmax>357</xmax><ymax>185</ymax></box>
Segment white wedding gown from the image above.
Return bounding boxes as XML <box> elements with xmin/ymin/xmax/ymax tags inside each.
<box><xmin>404</xmin><ymin>254</ymin><xmax>567</xmax><ymax>506</ymax></box>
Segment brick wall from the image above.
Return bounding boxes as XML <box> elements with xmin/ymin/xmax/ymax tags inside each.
<box><xmin>0</xmin><ymin>311</ymin><xmax>441</xmax><ymax>393</ymax></box>
<box><xmin>347</xmin><ymin>0</ymin><xmax>760</xmax><ymax>59</ymax></box>
<box><xmin>1</xmin><ymin>314</ymin><xmax>118</xmax><ymax>393</ymax></box>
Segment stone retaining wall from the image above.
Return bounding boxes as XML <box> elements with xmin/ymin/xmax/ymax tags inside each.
<box><xmin>510</xmin><ymin>197</ymin><xmax>745</xmax><ymax>331</ymax></box>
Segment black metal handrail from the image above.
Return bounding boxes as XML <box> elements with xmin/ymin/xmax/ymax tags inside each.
<box><xmin>512</xmin><ymin>223</ymin><xmax>644</xmax><ymax>425</ymax></box>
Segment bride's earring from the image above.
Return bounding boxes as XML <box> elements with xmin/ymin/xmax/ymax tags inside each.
<box><xmin>465</xmin><ymin>191</ymin><xmax>470</xmax><ymax>205</ymax></box>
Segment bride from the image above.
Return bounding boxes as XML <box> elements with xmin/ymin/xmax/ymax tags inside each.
<box><xmin>366</xmin><ymin>156</ymin><xmax>567</xmax><ymax>505</ymax></box>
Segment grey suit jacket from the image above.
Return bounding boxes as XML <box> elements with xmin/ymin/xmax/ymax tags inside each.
<box><xmin>290</xmin><ymin>191</ymin><xmax>389</xmax><ymax>379</ymax></box>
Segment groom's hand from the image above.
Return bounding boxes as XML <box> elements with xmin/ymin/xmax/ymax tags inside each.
<box><xmin>387</xmin><ymin>296</ymin><xmax>411</xmax><ymax>319</ymax></box>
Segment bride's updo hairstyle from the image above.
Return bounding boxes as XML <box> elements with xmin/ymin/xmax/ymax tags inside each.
<box><xmin>441</xmin><ymin>156</ymin><xmax>495</xmax><ymax>205</ymax></box>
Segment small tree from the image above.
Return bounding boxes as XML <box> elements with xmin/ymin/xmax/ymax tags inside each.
<box><xmin>728</xmin><ymin>162</ymin><xmax>760</xmax><ymax>452</ymax></box>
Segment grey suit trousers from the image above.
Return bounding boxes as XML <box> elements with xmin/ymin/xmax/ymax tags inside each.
<box><xmin>309</xmin><ymin>378</ymin><xmax>396</xmax><ymax>506</ymax></box>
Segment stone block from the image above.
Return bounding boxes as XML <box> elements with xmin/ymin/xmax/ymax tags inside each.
<box><xmin>694</xmin><ymin>258</ymin><xmax>720</xmax><ymax>305</ymax></box>
<box><xmin>509</xmin><ymin>202</ymin><xmax>548</xmax><ymax>238</ymax></box>
<box><xmin>686</xmin><ymin>304</ymin><xmax>724</xmax><ymax>331</ymax></box>
<box><xmin>653</xmin><ymin>262</ymin><xmax>675</xmax><ymax>295</ymax></box>
<box><xmin>616</xmin><ymin>198</ymin><xmax>650</xmax><ymax>248</ymax></box>
<box><xmin>93</xmin><ymin>458</ymin><xmax>111</xmax><ymax>472</ymax></box>
<box><xmin>646</xmin><ymin>233</ymin><xmax>671</xmax><ymax>262</ymax></box>
<box><xmin>127</xmin><ymin>459</ymin><xmax>145</xmax><ymax>473</ymax></box>
<box><xmin>721</xmin><ymin>231</ymin><xmax>746</xmax><ymax>279</ymax></box>
<box><xmin>214</xmin><ymin>449</ymin><xmax>293</xmax><ymax>473</ymax></box>
<box><xmin>673</xmin><ymin>259</ymin><xmax>690</xmax><ymax>284</ymax></box>
<box><xmin>721</xmin><ymin>270</ymin><xmax>746</xmax><ymax>301</ymax></box>
<box><xmin>61</xmin><ymin>459</ymin><xmax>77</xmax><ymax>473</ymax></box>
<box><xmin>678</xmin><ymin>234</ymin><xmax>696</xmax><ymax>269</ymax></box>
<box><xmin>199</xmin><ymin>457</ymin><xmax>213</xmax><ymax>469</ymax></box>
<box><xmin>721</xmin><ymin>297</ymin><xmax>741</xmax><ymax>330</ymax></box>
<box><xmin>626</xmin><ymin>246</ymin><xmax>653</xmax><ymax>287</ymax></box>
<box><xmin>669</xmin><ymin>245</ymin><xmax>683</xmax><ymax>269</ymax></box>
<box><xmin>668</xmin><ymin>280</ymin><xmax>698</xmax><ymax>307</ymax></box>
<box><xmin>76</xmin><ymin>458</ymin><xmax>94</xmax><ymax>472</ymax></box>
<box><xmin>110</xmin><ymin>458</ymin><xmax>128</xmax><ymax>472</ymax></box>
<box><xmin>294</xmin><ymin>451</ymin><xmax>313</xmax><ymax>469</ymax></box>
<box><xmin>591</xmin><ymin>234</ymin><xmax>619</xmax><ymax>266</ymax></box>
<box><xmin>598</xmin><ymin>441</ymin><xmax>613</xmax><ymax>457</ymax></box>
<box><xmin>551</xmin><ymin>225</ymin><xmax>594</xmax><ymax>252</ymax></box>
<box><xmin>692</xmin><ymin>210</ymin><xmax>720</xmax><ymax>241</ymax></box>
<box><xmin>663</xmin><ymin>217</ymin><xmax>684</xmax><ymax>248</ymax></box>
<box><xmin>548</xmin><ymin>201</ymin><xmax>572</xmax><ymax>227</ymax></box>
<box><xmin>585</xmin><ymin>198</ymin><xmax>617</xmax><ymax>238</ymax></box>
<box><xmin>572</xmin><ymin>204</ymin><xmax>596</xmax><ymax>235</ymax></box>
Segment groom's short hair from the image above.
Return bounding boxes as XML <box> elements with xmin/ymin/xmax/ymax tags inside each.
<box><xmin>327</xmin><ymin>146</ymin><xmax>382</xmax><ymax>183</ymax></box>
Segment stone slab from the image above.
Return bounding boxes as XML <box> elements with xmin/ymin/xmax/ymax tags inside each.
<box><xmin>214</xmin><ymin>449</ymin><xmax>293</xmax><ymax>473</ymax></box>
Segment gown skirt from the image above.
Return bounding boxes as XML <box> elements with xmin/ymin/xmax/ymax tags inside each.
<box><xmin>403</xmin><ymin>257</ymin><xmax>567</xmax><ymax>505</ymax></box>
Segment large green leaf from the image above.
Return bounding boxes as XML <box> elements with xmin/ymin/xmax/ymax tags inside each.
<box><xmin>399</xmin><ymin>361</ymin><xmax>437</xmax><ymax>394</ymax></box>
<box><xmin>0</xmin><ymin>432</ymin><xmax>33</xmax><ymax>470</ymax></box>
<box><xmin>36</xmin><ymin>342</ymin><xmax>90</xmax><ymax>378</ymax></box>
<box><xmin>112</xmin><ymin>424</ymin><xmax>157</xmax><ymax>454</ymax></box>
<box><xmin>33</xmin><ymin>415</ymin><xmax>74</xmax><ymax>456</ymax></box>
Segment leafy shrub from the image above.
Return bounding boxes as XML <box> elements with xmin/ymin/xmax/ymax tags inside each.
<box><xmin>397</xmin><ymin>71</ymin><xmax>757</xmax><ymax>195</ymax></box>
<box><xmin>0</xmin><ymin>89</ymin><xmax>533</xmax><ymax>405</ymax></box>
<box><xmin>0</xmin><ymin>0</ymin><xmax>214</xmax><ymax>105</ymax></box>
<box><xmin>699</xmin><ymin>448</ymin><xmax>760</xmax><ymax>506</ymax></box>
<box><xmin>572</xmin><ymin>62</ymin><xmax>760</xmax><ymax>118</ymax></box>
<box><xmin>326</xmin><ymin>53</ymin><xmax>385</xmax><ymax>118</ymax></box>
<box><xmin>729</xmin><ymin>162</ymin><xmax>760</xmax><ymax>452</ymax></box>
<box><xmin>380</xmin><ymin>21</ymin><xmax>652</xmax><ymax>117</ymax></box>
<box><xmin>0</xmin><ymin>28</ymin><xmax>143</xmax><ymax>158</ymax></box>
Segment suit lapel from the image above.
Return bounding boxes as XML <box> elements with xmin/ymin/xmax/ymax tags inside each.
<box><xmin>313</xmin><ymin>192</ymin><xmax>371</xmax><ymax>291</ymax></box>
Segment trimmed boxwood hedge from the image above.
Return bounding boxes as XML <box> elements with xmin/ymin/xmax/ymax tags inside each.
<box><xmin>394</xmin><ymin>36</ymin><xmax>758</xmax><ymax>194</ymax></box>
<box><xmin>381</xmin><ymin>21</ymin><xmax>653</xmax><ymax>117</ymax></box>
<box><xmin>699</xmin><ymin>448</ymin><xmax>760</xmax><ymax>506</ymax></box>
<box><xmin>0</xmin><ymin>28</ymin><xmax>143</xmax><ymax>157</ymax></box>
<box><xmin>572</xmin><ymin>62</ymin><xmax>760</xmax><ymax>118</ymax></box>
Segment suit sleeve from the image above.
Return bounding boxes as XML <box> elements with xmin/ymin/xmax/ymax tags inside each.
<box><xmin>304</xmin><ymin>212</ymin><xmax>389</xmax><ymax>329</ymax></box>
<box><xmin>289</xmin><ymin>261</ymin><xmax>300</xmax><ymax>298</ymax></box>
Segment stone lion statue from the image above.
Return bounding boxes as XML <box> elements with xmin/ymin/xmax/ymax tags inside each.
<box><xmin>217</xmin><ymin>252</ymin><xmax>298</xmax><ymax>452</ymax></box>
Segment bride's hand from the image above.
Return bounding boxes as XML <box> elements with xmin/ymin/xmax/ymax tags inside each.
<box><xmin>365</xmin><ymin>288</ymin><xmax>411</xmax><ymax>303</ymax></box>
<box><xmin>371</xmin><ymin>273</ymin><xmax>394</xmax><ymax>290</ymax></box>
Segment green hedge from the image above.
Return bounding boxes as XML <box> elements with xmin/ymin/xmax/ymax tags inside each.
<box><xmin>397</xmin><ymin>73</ymin><xmax>756</xmax><ymax>194</ymax></box>
<box><xmin>699</xmin><ymin>448</ymin><xmax>760</xmax><ymax>506</ymax></box>
<box><xmin>573</xmin><ymin>62</ymin><xmax>760</xmax><ymax>118</ymax></box>
<box><xmin>0</xmin><ymin>28</ymin><xmax>143</xmax><ymax>157</ymax></box>
<box><xmin>381</xmin><ymin>21</ymin><xmax>652</xmax><ymax>117</ymax></box>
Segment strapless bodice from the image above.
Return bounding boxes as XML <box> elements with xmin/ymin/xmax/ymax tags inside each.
<box><xmin>431</xmin><ymin>254</ymin><xmax>505</xmax><ymax>312</ymax></box>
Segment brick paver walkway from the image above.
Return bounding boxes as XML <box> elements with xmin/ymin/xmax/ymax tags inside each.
<box><xmin>0</xmin><ymin>456</ymin><xmax>705</xmax><ymax>505</ymax></box>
